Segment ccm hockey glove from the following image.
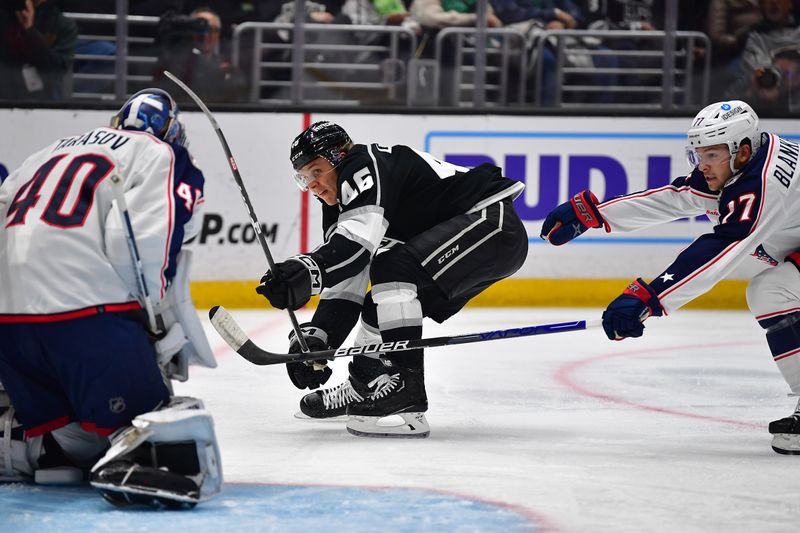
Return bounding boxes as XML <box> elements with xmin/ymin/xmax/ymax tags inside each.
<box><xmin>286</xmin><ymin>324</ymin><xmax>332</xmax><ymax>390</ymax></box>
<box><xmin>540</xmin><ymin>190</ymin><xmax>606</xmax><ymax>245</ymax></box>
<box><xmin>602</xmin><ymin>278</ymin><xmax>663</xmax><ymax>340</ymax></box>
<box><xmin>256</xmin><ymin>255</ymin><xmax>322</xmax><ymax>311</ymax></box>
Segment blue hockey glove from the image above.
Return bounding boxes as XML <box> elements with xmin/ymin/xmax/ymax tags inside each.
<box><xmin>602</xmin><ymin>278</ymin><xmax>663</xmax><ymax>340</ymax></box>
<box><xmin>540</xmin><ymin>190</ymin><xmax>606</xmax><ymax>245</ymax></box>
<box><xmin>256</xmin><ymin>255</ymin><xmax>322</xmax><ymax>311</ymax></box>
<box><xmin>286</xmin><ymin>324</ymin><xmax>332</xmax><ymax>390</ymax></box>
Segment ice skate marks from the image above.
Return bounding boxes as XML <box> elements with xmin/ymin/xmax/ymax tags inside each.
<box><xmin>0</xmin><ymin>483</ymin><xmax>541</xmax><ymax>532</ymax></box>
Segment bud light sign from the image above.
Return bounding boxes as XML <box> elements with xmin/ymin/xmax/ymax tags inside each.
<box><xmin>425</xmin><ymin>130</ymin><xmax>690</xmax><ymax>223</ymax></box>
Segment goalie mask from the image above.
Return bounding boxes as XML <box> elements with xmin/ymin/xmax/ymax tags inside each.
<box><xmin>111</xmin><ymin>88</ymin><xmax>186</xmax><ymax>147</ymax></box>
<box><xmin>686</xmin><ymin>100</ymin><xmax>761</xmax><ymax>173</ymax></box>
<box><xmin>290</xmin><ymin>121</ymin><xmax>351</xmax><ymax>191</ymax></box>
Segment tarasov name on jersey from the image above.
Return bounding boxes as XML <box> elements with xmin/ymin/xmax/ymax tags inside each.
<box><xmin>52</xmin><ymin>129</ymin><xmax>131</xmax><ymax>152</ymax></box>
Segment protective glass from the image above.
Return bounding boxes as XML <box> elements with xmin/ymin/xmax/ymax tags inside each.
<box><xmin>292</xmin><ymin>171</ymin><xmax>310</xmax><ymax>192</ymax></box>
<box><xmin>291</xmin><ymin>160</ymin><xmax>340</xmax><ymax>193</ymax></box>
<box><xmin>686</xmin><ymin>146</ymin><xmax>731</xmax><ymax>169</ymax></box>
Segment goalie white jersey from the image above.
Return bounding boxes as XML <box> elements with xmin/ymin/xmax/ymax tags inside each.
<box><xmin>597</xmin><ymin>134</ymin><xmax>800</xmax><ymax>314</ymax></box>
<box><xmin>0</xmin><ymin>127</ymin><xmax>205</xmax><ymax>318</ymax></box>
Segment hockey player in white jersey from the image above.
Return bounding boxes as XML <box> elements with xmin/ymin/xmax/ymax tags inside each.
<box><xmin>540</xmin><ymin>100</ymin><xmax>800</xmax><ymax>455</ymax></box>
<box><xmin>0</xmin><ymin>89</ymin><xmax>222</xmax><ymax>506</ymax></box>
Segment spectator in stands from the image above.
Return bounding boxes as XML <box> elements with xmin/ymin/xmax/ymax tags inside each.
<box><xmin>274</xmin><ymin>0</ymin><xmax>346</xmax><ymax>24</ymax></box>
<box><xmin>154</xmin><ymin>6</ymin><xmax>248</xmax><ymax>103</ymax></box>
<box><xmin>410</xmin><ymin>0</ymin><xmax>503</xmax><ymax>29</ymax></box>
<box><xmin>579</xmin><ymin>0</ymin><xmax>665</xmax><ymax>104</ymax></box>
<box><xmin>707</xmin><ymin>0</ymin><xmax>763</xmax><ymax>61</ymax></box>
<box><xmin>706</xmin><ymin>0</ymin><xmax>763</xmax><ymax>99</ymax></box>
<box><xmin>487</xmin><ymin>0</ymin><xmax>570</xmax><ymax>106</ymax></box>
<box><xmin>724</xmin><ymin>0</ymin><xmax>800</xmax><ymax>112</ymax></box>
<box><xmin>0</xmin><ymin>0</ymin><xmax>78</xmax><ymax>101</ymax></box>
<box><xmin>341</xmin><ymin>0</ymin><xmax>419</xmax><ymax>30</ymax></box>
<box><xmin>340</xmin><ymin>0</ymin><xmax>422</xmax><ymax>41</ymax></box>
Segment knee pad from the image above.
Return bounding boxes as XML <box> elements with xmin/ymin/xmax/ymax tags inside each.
<box><xmin>90</xmin><ymin>396</ymin><xmax>222</xmax><ymax>508</ymax></box>
<box><xmin>373</xmin><ymin>282</ymin><xmax>423</xmax><ymax>331</ymax></box>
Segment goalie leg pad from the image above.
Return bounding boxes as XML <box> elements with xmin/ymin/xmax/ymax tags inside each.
<box><xmin>90</xmin><ymin>396</ymin><xmax>222</xmax><ymax>508</ymax></box>
<box><xmin>0</xmin><ymin>393</ymin><xmax>42</xmax><ymax>481</ymax></box>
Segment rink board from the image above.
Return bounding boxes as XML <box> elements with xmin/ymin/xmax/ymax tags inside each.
<box><xmin>1</xmin><ymin>109</ymin><xmax>798</xmax><ymax>308</ymax></box>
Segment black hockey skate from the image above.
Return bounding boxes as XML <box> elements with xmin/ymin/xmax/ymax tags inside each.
<box><xmin>295</xmin><ymin>362</ymin><xmax>370</xmax><ymax>419</ymax></box>
<box><xmin>769</xmin><ymin>412</ymin><xmax>800</xmax><ymax>455</ymax></box>
<box><xmin>346</xmin><ymin>365</ymin><xmax>429</xmax><ymax>438</ymax></box>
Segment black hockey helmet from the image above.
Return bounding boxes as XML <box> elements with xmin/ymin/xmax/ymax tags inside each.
<box><xmin>290</xmin><ymin>121</ymin><xmax>351</xmax><ymax>172</ymax></box>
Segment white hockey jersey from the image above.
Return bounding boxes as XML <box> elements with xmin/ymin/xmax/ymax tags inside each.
<box><xmin>597</xmin><ymin>134</ymin><xmax>800</xmax><ymax>314</ymax></box>
<box><xmin>0</xmin><ymin>127</ymin><xmax>205</xmax><ymax>318</ymax></box>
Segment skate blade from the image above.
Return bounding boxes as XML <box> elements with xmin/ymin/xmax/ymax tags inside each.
<box><xmin>346</xmin><ymin>412</ymin><xmax>429</xmax><ymax>439</ymax></box>
<box><xmin>771</xmin><ymin>434</ymin><xmax>800</xmax><ymax>455</ymax></box>
<box><xmin>293</xmin><ymin>411</ymin><xmax>347</xmax><ymax>421</ymax></box>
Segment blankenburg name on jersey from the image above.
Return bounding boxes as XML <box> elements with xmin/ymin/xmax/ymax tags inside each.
<box><xmin>772</xmin><ymin>139</ymin><xmax>799</xmax><ymax>189</ymax></box>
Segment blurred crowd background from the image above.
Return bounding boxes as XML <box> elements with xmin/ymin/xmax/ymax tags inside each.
<box><xmin>0</xmin><ymin>0</ymin><xmax>799</xmax><ymax>114</ymax></box>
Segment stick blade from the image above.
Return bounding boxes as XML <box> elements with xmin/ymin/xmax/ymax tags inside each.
<box><xmin>208</xmin><ymin>305</ymin><xmax>290</xmax><ymax>365</ymax></box>
<box><xmin>209</xmin><ymin>305</ymin><xmax>247</xmax><ymax>351</ymax></box>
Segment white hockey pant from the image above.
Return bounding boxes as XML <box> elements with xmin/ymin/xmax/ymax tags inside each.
<box><xmin>747</xmin><ymin>262</ymin><xmax>800</xmax><ymax>394</ymax></box>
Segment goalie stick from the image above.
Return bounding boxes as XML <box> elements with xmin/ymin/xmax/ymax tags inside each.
<box><xmin>163</xmin><ymin>70</ymin><xmax>310</xmax><ymax>353</ymax></box>
<box><xmin>209</xmin><ymin>305</ymin><xmax>602</xmax><ymax>366</ymax></box>
<box><xmin>109</xmin><ymin>174</ymin><xmax>160</xmax><ymax>335</ymax></box>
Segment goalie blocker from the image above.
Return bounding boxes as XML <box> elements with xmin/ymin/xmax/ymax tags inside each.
<box><xmin>90</xmin><ymin>396</ymin><xmax>223</xmax><ymax>508</ymax></box>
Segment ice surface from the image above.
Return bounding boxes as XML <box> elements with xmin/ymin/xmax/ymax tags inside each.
<box><xmin>3</xmin><ymin>308</ymin><xmax>799</xmax><ymax>532</ymax></box>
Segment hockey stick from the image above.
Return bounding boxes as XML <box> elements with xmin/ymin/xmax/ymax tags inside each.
<box><xmin>109</xmin><ymin>174</ymin><xmax>160</xmax><ymax>334</ymax></box>
<box><xmin>163</xmin><ymin>70</ymin><xmax>310</xmax><ymax>353</ymax></box>
<box><xmin>209</xmin><ymin>305</ymin><xmax>602</xmax><ymax>366</ymax></box>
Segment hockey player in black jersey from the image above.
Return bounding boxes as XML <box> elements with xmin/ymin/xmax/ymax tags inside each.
<box><xmin>256</xmin><ymin>121</ymin><xmax>528</xmax><ymax>438</ymax></box>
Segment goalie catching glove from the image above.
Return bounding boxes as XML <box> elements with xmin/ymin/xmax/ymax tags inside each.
<box><xmin>540</xmin><ymin>190</ymin><xmax>607</xmax><ymax>245</ymax></box>
<box><xmin>286</xmin><ymin>324</ymin><xmax>332</xmax><ymax>390</ymax></box>
<box><xmin>602</xmin><ymin>278</ymin><xmax>663</xmax><ymax>340</ymax></box>
<box><xmin>256</xmin><ymin>255</ymin><xmax>322</xmax><ymax>311</ymax></box>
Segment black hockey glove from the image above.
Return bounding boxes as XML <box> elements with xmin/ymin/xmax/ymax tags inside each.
<box><xmin>256</xmin><ymin>255</ymin><xmax>322</xmax><ymax>311</ymax></box>
<box><xmin>540</xmin><ymin>190</ymin><xmax>606</xmax><ymax>246</ymax></box>
<box><xmin>602</xmin><ymin>278</ymin><xmax>663</xmax><ymax>340</ymax></box>
<box><xmin>286</xmin><ymin>324</ymin><xmax>332</xmax><ymax>390</ymax></box>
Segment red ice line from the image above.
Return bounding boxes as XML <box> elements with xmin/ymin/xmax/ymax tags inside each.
<box><xmin>553</xmin><ymin>341</ymin><xmax>766</xmax><ymax>429</ymax></box>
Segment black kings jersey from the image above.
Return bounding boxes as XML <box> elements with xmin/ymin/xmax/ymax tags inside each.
<box><xmin>310</xmin><ymin>143</ymin><xmax>524</xmax><ymax>288</ymax></box>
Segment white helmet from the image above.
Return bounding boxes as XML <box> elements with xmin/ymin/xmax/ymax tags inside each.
<box><xmin>686</xmin><ymin>100</ymin><xmax>761</xmax><ymax>172</ymax></box>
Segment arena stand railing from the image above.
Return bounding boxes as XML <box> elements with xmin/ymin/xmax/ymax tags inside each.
<box><xmin>230</xmin><ymin>22</ymin><xmax>417</xmax><ymax>106</ymax></box>
<box><xmin>62</xmin><ymin>12</ymin><xmax>160</xmax><ymax>101</ymax></box>
<box><xmin>58</xmin><ymin>11</ymin><xmax>710</xmax><ymax>112</ymax></box>
<box><xmin>530</xmin><ymin>29</ymin><xmax>711</xmax><ymax>111</ymax></box>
